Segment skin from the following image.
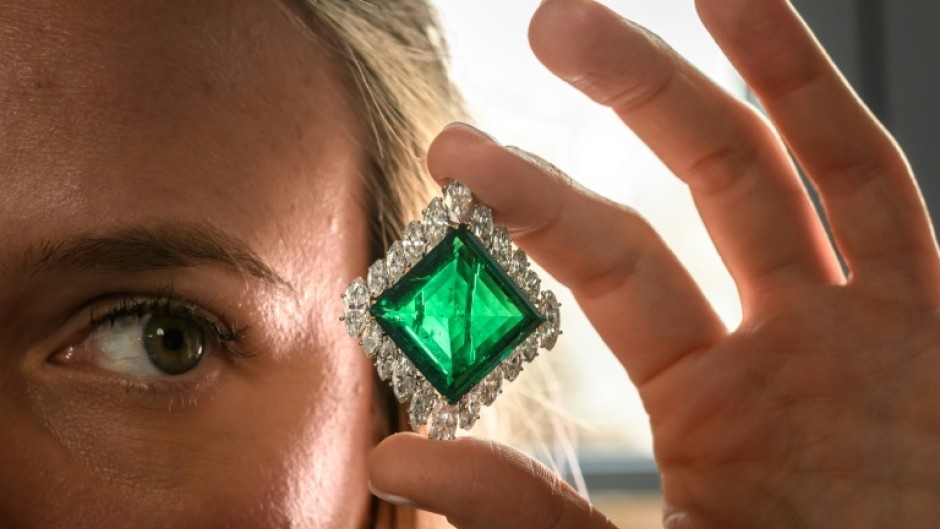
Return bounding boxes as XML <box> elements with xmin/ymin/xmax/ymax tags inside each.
<box><xmin>370</xmin><ymin>0</ymin><xmax>940</xmax><ymax>528</ymax></box>
<box><xmin>3</xmin><ymin>0</ymin><xmax>938</xmax><ymax>528</ymax></box>
<box><xmin>0</xmin><ymin>0</ymin><xmax>379</xmax><ymax>527</ymax></box>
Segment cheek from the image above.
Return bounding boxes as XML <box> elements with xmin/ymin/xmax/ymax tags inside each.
<box><xmin>5</xmin><ymin>314</ymin><xmax>376</xmax><ymax>529</ymax></box>
<box><xmin>239</xmin><ymin>338</ymin><xmax>377</xmax><ymax>527</ymax></box>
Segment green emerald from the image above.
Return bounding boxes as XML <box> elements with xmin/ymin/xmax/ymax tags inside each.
<box><xmin>370</xmin><ymin>225</ymin><xmax>544</xmax><ymax>403</ymax></box>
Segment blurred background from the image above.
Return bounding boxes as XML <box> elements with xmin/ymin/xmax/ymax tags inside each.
<box><xmin>431</xmin><ymin>0</ymin><xmax>940</xmax><ymax>526</ymax></box>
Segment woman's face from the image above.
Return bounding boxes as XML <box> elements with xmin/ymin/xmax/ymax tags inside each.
<box><xmin>0</xmin><ymin>1</ymin><xmax>377</xmax><ymax>527</ymax></box>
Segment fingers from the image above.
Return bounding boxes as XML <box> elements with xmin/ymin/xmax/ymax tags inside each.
<box><xmin>529</xmin><ymin>0</ymin><xmax>845</xmax><ymax>302</ymax></box>
<box><xmin>369</xmin><ymin>433</ymin><xmax>618</xmax><ymax>529</ymax></box>
<box><xmin>696</xmin><ymin>0</ymin><xmax>940</xmax><ymax>294</ymax></box>
<box><xmin>427</xmin><ymin>124</ymin><xmax>725</xmax><ymax>385</ymax></box>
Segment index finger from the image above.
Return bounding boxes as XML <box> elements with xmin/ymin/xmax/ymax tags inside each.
<box><xmin>427</xmin><ymin>124</ymin><xmax>725</xmax><ymax>386</ymax></box>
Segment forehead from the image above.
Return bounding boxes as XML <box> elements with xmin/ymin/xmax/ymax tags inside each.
<box><xmin>0</xmin><ymin>0</ymin><xmax>364</xmax><ymax>271</ymax></box>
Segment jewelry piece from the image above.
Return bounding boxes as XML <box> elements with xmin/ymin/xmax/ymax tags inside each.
<box><xmin>341</xmin><ymin>181</ymin><xmax>561</xmax><ymax>440</ymax></box>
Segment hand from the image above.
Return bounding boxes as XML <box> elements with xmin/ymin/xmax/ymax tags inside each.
<box><xmin>368</xmin><ymin>0</ymin><xmax>940</xmax><ymax>527</ymax></box>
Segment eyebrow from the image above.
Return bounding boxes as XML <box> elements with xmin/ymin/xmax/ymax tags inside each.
<box><xmin>17</xmin><ymin>222</ymin><xmax>293</xmax><ymax>290</ymax></box>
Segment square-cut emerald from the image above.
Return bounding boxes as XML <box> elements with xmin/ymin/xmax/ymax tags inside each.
<box><xmin>370</xmin><ymin>225</ymin><xmax>545</xmax><ymax>403</ymax></box>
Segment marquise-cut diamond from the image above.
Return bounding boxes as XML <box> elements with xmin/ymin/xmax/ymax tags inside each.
<box><xmin>479</xmin><ymin>373</ymin><xmax>502</xmax><ymax>406</ymax></box>
<box><xmin>371</xmin><ymin>225</ymin><xmax>545</xmax><ymax>403</ymax></box>
<box><xmin>409</xmin><ymin>383</ymin><xmax>436</xmax><ymax>429</ymax></box>
<box><xmin>423</xmin><ymin>197</ymin><xmax>448</xmax><ymax>246</ymax></box>
<box><xmin>470</xmin><ymin>205</ymin><xmax>493</xmax><ymax>247</ymax></box>
<box><xmin>342</xmin><ymin>278</ymin><xmax>369</xmax><ymax>337</ymax></box>
<box><xmin>361</xmin><ymin>320</ymin><xmax>384</xmax><ymax>358</ymax></box>
<box><xmin>458</xmin><ymin>392</ymin><xmax>481</xmax><ymax>430</ymax></box>
<box><xmin>443</xmin><ymin>180</ymin><xmax>473</xmax><ymax>224</ymax></box>
<box><xmin>518</xmin><ymin>333</ymin><xmax>539</xmax><ymax>362</ymax></box>
<box><xmin>402</xmin><ymin>220</ymin><xmax>426</xmax><ymax>265</ymax></box>
<box><xmin>539</xmin><ymin>291</ymin><xmax>561</xmax><ymax>350</ymax></box>
<box><xmin>392</xmin><ymin>357</ymin><xmax>418</xmax><ymax>403</ymax></box>
<box><xmin>376</xmin><ymin>341</ymin><xmax>397</xmax><ymax>381</ymax></box>
<box><xmin>523</xmin><ymin>269</ymin><xmax>541</xmax><ymax>299</ymax></box>
<box><xmin>490</xmin><ymin>226</ymin><xmax>512</xmax><ymax>267</ymax></box>
<box><xmin>502</xmin><ymin>351</ymin><xmax>523</xmax><ymax>382</ymax></box>
<box><xmin>509</xmin><ymin>248</ymin><xmax>528</xmax><ymax>283</ymax></box>
<box><xmin>368</xmin><ymin>260</ymin><xmax>387</xmax><ymax>298</ymax></box>
<box><xmin>429</xmin><ymin>403</ymin><xmax>458</xmax><ymax>440</ymax></box>
<box><xmin>386</xmin><ymin>242</ymin><xmax>406</xmax><ymax>282</ymax></box>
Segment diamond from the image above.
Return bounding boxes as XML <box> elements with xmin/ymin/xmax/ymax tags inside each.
<box><xmin>386</xmin><ymin>241</ymin><xmax>406</xmax><ymax>282</ymax></box>
<box><xmin>429</xmin><ymin>403</ymin><xmax>458</xmax><ymax>440</ymax></box>
<box><xmin>491</xmin><ymin>226</ymin><xmax>512</xmax><ymax>267</ymax></box>
<box><xmin>539</xmin><ymin>291</ymin><xmax>561</xmax><ymax>350</ymax></box>
<box><xmin>518</xmin><ymin>333</ymin><xmax>539</xmax><ymax>362</ymax></box>
<box><xmin>361</xmin><ymin>320</ymin><xmax>384</xmax><ymax>358</ymax></box>
<box><xmin>502</xmin><ymin>350</ymin><xmax>523</xmax><ymax>382</ymax></box>
<box><xmin>470</xmin><ymin>205</ymin><xmax>494</xmax><ymax>248</ymax></box>
<box><xmin>458</xmin><ymin>392</ymin><xmax>482</xmax><ymax>430</ymax></box>
<box><xmin>367</xmin><ymin>260</ymin><xmax>387</xmax><ymax>298</ymax></box>
<box><xmin>371</xmin><ymin>225</ymin><xmax>545</xmax><ymax>403</ymax></box>
<box><xmin>443</xmin><ymin>180</ymin><xmax>473</xmax><ymax>224</ymax></box>
<box><xmin>342</xmin><ymin>312</ymin><xmax>366</xmax><ymax>338</ymax></box>
<box><xmin>479</xmin><ymin>372</ymin><xmax>502</xmax><ymax>406</ymax></box>
<box><xmin>523</xmin><ymin>269</ymin><xmax>541</xmax><ymax>299</ymax></box>
<box><xmin>342</xmin><ymin>278</ymin><xmax>369</xmax><ymax>337</ymax></box>
<box><xmin>408</xmin><ymin>383</ymin><xmax>436</xmax><ymax>429</ymax></box>
<box><xmin>392</xmin><ymin>357</ymin><xmax>418</xmax><ymax>403</ymax></box>
<box><xmin>402</xmin><ymin>220</ymin><xmax>426</xmax><ymax>265</ymax></box>
<box><xmin>509</xmin><ymin>248</ymin><xmax>528</xmax><ymax>283</ymax></box>
<box><xmin>423</xmin><ymin>197</ymin><xmax>448</xmax><ymax>246</ymax></box>
<box><xmin>376</xmin><ymin>341</ymin><xmax>397</xmax><ymax>381</ymax></box>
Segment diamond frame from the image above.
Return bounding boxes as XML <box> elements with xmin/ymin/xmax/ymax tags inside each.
<box><xmin>341</xmin><ymin>180</ymin><xmax>561</xmax><ymax>440</ymax></box>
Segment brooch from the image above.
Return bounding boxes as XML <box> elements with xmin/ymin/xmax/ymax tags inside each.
<box><xmin>341</xmin><ymin>181</ymin><xmax>560</xmax><ymax>440</ymax></box>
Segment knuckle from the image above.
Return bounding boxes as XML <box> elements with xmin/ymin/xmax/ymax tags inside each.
<box><xmin>575</xmin><ymin>62</ymin><xmax>675</xmax><ymax>115</ymax></box>
<box><xmin>682</xmin><ymin>115</ymin><xmax>778</xmax><ymax>197</ymax></box>
<box><xmin>463</xmin><ymin>441</ymin><xmax>596</xmax><ymax>529</ymax></box>
<box><xmin>815</xmin><ymin>148</ymin><xmax>911</xmax><ymax>200</ymax></box>
<box><xmin>684</xmin><ymin>143</ymin><xmax>761</xmax><ymax>196</ymax></box>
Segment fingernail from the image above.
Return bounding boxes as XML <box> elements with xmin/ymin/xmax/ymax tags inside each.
<box><xmin>368</xmin><ymin>481</ymin><xmax>419</xmax><ymax>508</ymax></box>
<box><xmin>505</xmin><ymin>145</ymin><xmax>568</xmax><ymax>180</ymax></box>
<box><xmin>505</xmin><ymin>145</ymin><xmax>538</xmax><ymax>163</ymax></box>
<box><xmin>443</xmin><ymin>121</ymin><xmax>500</xmax><ymax>145</ymax></box>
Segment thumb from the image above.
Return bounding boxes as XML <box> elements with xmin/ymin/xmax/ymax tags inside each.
<box><xmin>368</xmin><ymin>433</ymin><xmax>618</xmax><ymax>529</ymax></box>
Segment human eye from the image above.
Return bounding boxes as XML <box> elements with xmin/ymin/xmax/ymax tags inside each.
<box><xmin>51</xmin><ymin>293</ymin><xmax>250</xmax><ymax>379</ymax></box>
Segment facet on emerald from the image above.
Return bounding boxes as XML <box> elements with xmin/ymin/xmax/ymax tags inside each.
<box><xmin>370</xmin><ymin>224</ymin><xmax>545</xmax><ymax>403</ymax></box>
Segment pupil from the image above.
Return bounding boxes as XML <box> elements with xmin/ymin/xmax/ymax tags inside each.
<box><xmin>161</xmin><ymin>328</ymin><xmax>184</xmax><ymax>350</ymax></box>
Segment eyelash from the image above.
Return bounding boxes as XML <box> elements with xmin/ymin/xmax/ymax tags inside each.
<box><xmin>86</xmin><ymin>288</ymin><xmax>254</xmax><ymax>361</ymax></box>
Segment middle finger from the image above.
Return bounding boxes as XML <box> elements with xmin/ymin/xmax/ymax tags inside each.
<box><xmin>529</xmin><ymin>0</ymin><xmax>845</xmax><ymax>304</ymax></box>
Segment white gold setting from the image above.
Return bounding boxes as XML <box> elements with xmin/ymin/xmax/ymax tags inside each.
<box><xmin>340</xmin><ymin>180</ymin><xmax>562</xmax><ymax>440</ymax></box>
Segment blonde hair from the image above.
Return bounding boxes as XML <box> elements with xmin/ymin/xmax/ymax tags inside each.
<box><xmin>277</xmin><ymin>0</ymin><xmax>465</xmax><ymax>260</ymax></box>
